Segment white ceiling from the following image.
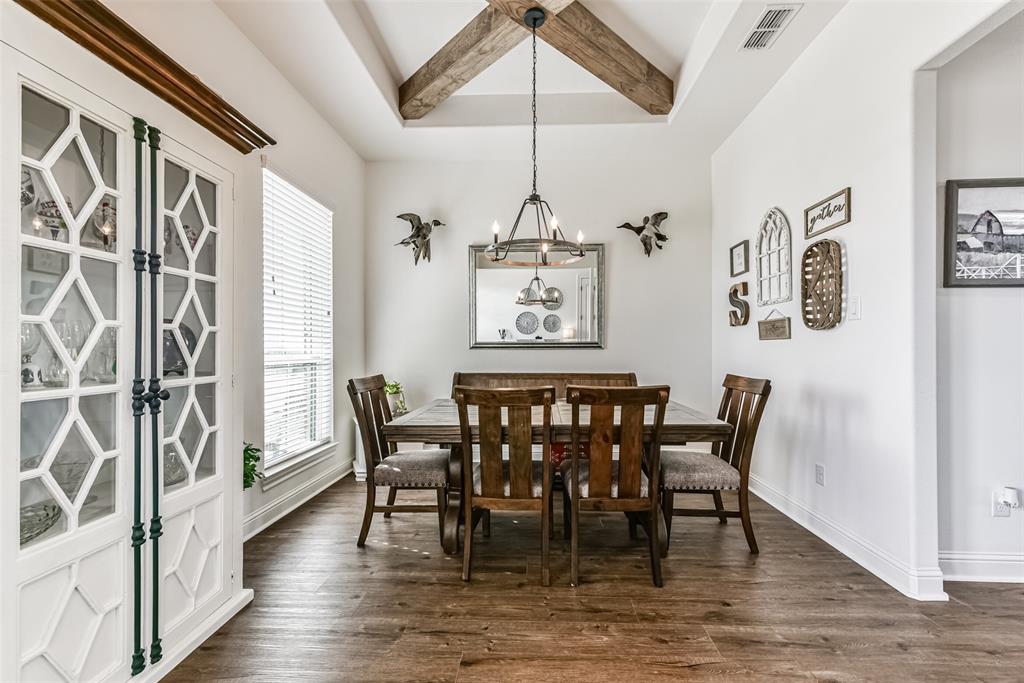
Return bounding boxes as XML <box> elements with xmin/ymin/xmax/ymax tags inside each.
<box><xmin>217</xmin><ymin>0</ymin><xmax>847</xmax><ymax>161</ymax></box>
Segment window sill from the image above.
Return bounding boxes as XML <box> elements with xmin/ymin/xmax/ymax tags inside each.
<box><xmin>260</xmin><ymin>441</ymin><xmax>338</xmax><ymax>492</ymax></box>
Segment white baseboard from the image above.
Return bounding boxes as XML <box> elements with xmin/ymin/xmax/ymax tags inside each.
<box><xmin>135</xmin><ymin>589</ymin><xmax>254</xmax><ymax>683</ymax></box>
<box><xmin>749</xmin><ymin>474</ymin><xmax>948</xmax><ymax>601</ymax></box>
<box><xmin>243</xmin><ymin>460</ymin><xmax>352</xmax><ymax>540</ymax></box>
<box><xmin>939</xmin><ymin>551</ymin><xmax>1024</xmax><ymax>583</ymax></box>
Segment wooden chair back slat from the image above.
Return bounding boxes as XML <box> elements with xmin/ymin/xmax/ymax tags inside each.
<box><xmin>347</xmin><ymin>375</ymin><xmax>395</xmax><ymax>481</ymax></box>
<box><xmin>452</xmin><ymin>372</ymin><xmax>637</xmax><ymax>401</ymax></box>
<box><xmin>714</xmin><ymin>374</ymin><xmax>772</xmax><ymax>475</ymax></box>
<box><xmin>617</xmin><ymin>404</ymin><xmax>646</xmax><ymax>498</ymax></box>
<box><xmin>454</xmin><ymin>386</ymin><xmax>555</xmax><ymax>501</ymax></box>
<box><xmin>507</xmin><ymin>405</ymin><xmax>534</xmax><ymax>498</ymax></box>
<box><xmin>586</xmin><ymin>404</ymin><xmax>615</xmax><ymax>498</ymax></box>
<box><xmin>477</xmin><ymin>404</ymin><xmax>504</xmax><ymax>497</ymax></box>
<box><xmin>566</xmin><ymin>385</ymin><xmax>670</xmax><ymax>501</ymax></box>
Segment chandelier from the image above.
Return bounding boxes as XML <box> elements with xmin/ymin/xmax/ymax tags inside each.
<box><xmin>516</xmin><ymin>266</ymin><xmax>562</xmax><ymax>306</ymax></box>
<box><xmin>485</xmin><ymin>7</ymin><xmax>585</xmax><ymax>267</ymax></box>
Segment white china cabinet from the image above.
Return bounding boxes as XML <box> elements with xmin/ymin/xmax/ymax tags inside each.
<box><xmin>1</xmin><ymin>11</ymin><xmax>246</xmax><ymax>682</ymax></box>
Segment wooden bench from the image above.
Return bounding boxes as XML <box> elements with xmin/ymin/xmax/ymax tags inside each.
<box><xmin>450</xmin><ymin>372</ymin><xmax>638</xmax><ymax>400</ymax></box>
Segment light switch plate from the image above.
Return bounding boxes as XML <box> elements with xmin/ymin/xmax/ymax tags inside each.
<box><xmin>815</xmin><ymin>463</ymin><xmax>826</xmax><ymax>487</ymax></box>
<box><xmin>848</xmin><ymin>295</ymin><xmax>862</xmax><ymax>321</ymax></box>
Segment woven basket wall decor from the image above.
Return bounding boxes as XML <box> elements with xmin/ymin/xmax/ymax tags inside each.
<box><xmin>800</xmin><ymin>239</ymin><xmax>843</xmax><ymax>330</ymax></box>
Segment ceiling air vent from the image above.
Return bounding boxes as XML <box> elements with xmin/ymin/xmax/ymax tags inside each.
<box><xmin>741</xmin><ymin>4</ymin><xmax>801</xmax><ymax>51</ymax></box>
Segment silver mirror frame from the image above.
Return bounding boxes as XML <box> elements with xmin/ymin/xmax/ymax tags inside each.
<box><xmin>469</xmin><ymin>243</ymin><xmax>605</xmax><ymax>349</ymax></box>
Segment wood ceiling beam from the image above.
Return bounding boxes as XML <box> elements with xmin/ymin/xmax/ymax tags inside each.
<box><xmin>398</xmin><ymin>0</ymin><xmax>575</xmax><ymax>120</ymax></box>
<box><xmin>487</xmin><ymin>0</ymin><xmax>675</xmax><ymax>115</ymax></box>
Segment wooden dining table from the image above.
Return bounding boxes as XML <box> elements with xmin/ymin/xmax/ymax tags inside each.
<box><xmin>382</xmin><ymin>398</ymin><xmax>733</xmax><ymax>555</ymax></box>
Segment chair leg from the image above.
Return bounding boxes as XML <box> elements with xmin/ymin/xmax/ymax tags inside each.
<box><xmin>436</xmin><ymin>488</ymin><xmax>446</xmax><ymax>541</ymax></box>
<box><xmin>482</xmin><ymin>509</ymin><xmax>491</xmax><ymax>538</ymax></box>
<box><xmin>562</xmin><ymin>488</ymin><xmax>572</xmax><ymax>540</ymax></box>
<box><xmin>357</xmin><ymin>483</ymin><xmax>375</xmax><ymax>547</ymax></box>
<box><xmin>739</xmin><ymin>487</ymin><xmax>759</xmax><ymax>554</ymax></box>
<box><xmin>541</xmin><ymin>492</ymin><xmax>551</xmax><ymax>587</ymax></box>
<box><xmin>570</xmin><ymin>498</ymin><xmax>580</xmax><ymax>587</ymax></box>
<box><xmin>628</xmin><ymin>513</ymin><xmax>639</xmax><ymax>540</ymax></box>
<box><xmin>462</xmin><ymin>505</ymin><xmax>474</xmax><ymax>581</ymax></box>
<box><xmin>383</xmin><ymin>486</ymin><xmax>398</xmax><ymax>518</ymax></box>
<box><xmin>648</xmin><ymin>507</ymin><xmax>663</xmax><ymax>587</ymax></box>
<box><xmin>713</xmin><ymin>491</ymin><xmax>728</xmax><ymax>524</ymax></box>
<box><xmin>548</xmin><ymin>489</ymin><xmax>555</xmax><ymax>540</ymax></box>
<box><xmin>661</xmin><ymin>489</ymin><xmax>674</xmax><ymax>558</ymax></box>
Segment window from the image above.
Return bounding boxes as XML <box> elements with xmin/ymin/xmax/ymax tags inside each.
<box><xmin>262</xmin><ymin>169</ymin><xmax>333</xmax><ymax>467</ymax></box>
<box><xmin>756</xmin><ymin>207</ymin><xmax>792</xmax><ymax>305</ymax></box>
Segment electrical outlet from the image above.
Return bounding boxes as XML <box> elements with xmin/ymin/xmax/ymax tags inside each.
<box><xmin>992</xmin><ymin>490</ymin><xmax>1012</xmax><ymax>517</ymax></box>
<box><xmin>848</xmin><ymin>295</ymin><xmax>862</xmax><ymax>321</ymax></box>
<box><xmin>815</xmin><ymin>463</ymin><xmax>826</xmax><ymax>487</ymax></box>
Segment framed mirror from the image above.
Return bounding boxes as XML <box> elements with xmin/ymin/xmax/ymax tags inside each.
<box><xmin>469</xmin><ymin>244</ymin><xmax>604</xmax><ymax>349</ymax></box>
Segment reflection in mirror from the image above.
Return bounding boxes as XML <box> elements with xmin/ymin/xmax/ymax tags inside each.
<box><xmin>469</xmin><ymin>244</ymin><xmax>604</xmax><ymax>348</ymax></box>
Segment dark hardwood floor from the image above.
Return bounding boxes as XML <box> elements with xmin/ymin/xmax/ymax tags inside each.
<box><xmin>165</xmin><ymin>475</ymin><xmax>1023</xmax><ymax>682</ymax></box>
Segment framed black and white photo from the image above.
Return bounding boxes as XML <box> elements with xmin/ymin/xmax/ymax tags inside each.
<box><xmin>730</xmin><ymin>240</ymin><xmax>749</xmax><ymax>277</ymax></box>
<box><xmin>944</xmin><ymin>178</ymin><xmax>1024</xmax><ymax>287</ymax></box>
<box><xmin>804</xmin><ymin>187</ymin><xmax>851</xmax><ymax>238</ymax></box>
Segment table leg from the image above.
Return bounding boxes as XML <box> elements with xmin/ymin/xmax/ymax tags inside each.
<box><xmin>442</xmin><ymin>445</ymin><xmax>464</xmax><ymax>555</ymax></box>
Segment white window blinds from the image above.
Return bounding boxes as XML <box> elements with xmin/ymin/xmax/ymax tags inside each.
<box><xmin>262</xmin><ymin>169</ymin><xmax>333</xmax><ymax>466</ymax></box>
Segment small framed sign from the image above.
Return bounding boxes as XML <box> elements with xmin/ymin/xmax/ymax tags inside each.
<box><xmin>730</xmin><ymin>240</ymin><xmax>749</xmax><ymax>277</ymax></box>
<box><xmin>804</xmin><ymin>187</ymin><xmax>851</xmax><ymax>238</ymax></box>
<box><xmin>758</xmin><ymin>309</ymin><xmax>791</xmax><ymax>340</ymax></box>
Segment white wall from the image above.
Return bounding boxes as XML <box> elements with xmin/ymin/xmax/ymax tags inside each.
<box><xmin>106</xmin><ymin>0</ymin><xmax>366</xmax><ymax>538</ymax></box>
<box><xmin>710</xmin><ymin>0</ymin><xmax>1009</xmax><ymax>600</ymax></box>
<box><xmin>936</xmin><ymin>12</ymin><xmax>1024</xmax><ymax>582</ymax></box>
<box><xmin>365</xmin><ymin>160</ymin><xmax>712</xmax><ymax>412</ymax></box>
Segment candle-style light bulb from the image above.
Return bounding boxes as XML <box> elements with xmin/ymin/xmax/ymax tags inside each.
<box><xmin>491</xmin><ymin>220</ymin><xmax>500</xmax><ymax>244</ymax></box>
<box><xmin>541</xmin><ymin>242</ymin><xmax>549</xmax><ymax>253</ymax></box>
<box><xmin>550</xmin><ymin>216</ymin><xmax>559</xmax><ymax>237</ymax></box>
<box><xmin>576</xmin><ymin>230</ymin><xmax>584</xmax><ymax>244</ymax></box>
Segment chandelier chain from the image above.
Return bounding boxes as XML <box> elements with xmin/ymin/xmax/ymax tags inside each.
<box><xmin>531</xmin><ymin>25</ymin><xmax>538</xmax><ymax>195</ymax></box>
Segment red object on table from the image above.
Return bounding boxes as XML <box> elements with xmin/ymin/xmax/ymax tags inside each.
<box><xmin>550</xmin><ymin>442</ymin><xmax>589</xmax><ymax>469</ymax></box>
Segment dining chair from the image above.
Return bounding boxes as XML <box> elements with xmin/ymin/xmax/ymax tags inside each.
<box><xmin>562</xmin><ymin>385</ymin><xmax>670</xmax><ymax>587</ymax></box>
<box><xmin>660</xmin><ymin>374</ymin><xmax>772</xmax><ymax>554</ymax></box>
<box><xmin>454</xmin><ymin>386</ymin><xmax>555</xmax><ymax>585</ymax></box>
<box><xmin>347</xmin><ymin>375</ymin><xmax>449</xmax><ymax>548</ymax></box>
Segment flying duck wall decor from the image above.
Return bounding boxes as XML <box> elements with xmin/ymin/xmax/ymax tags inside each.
<box><xmin>617</xmin><ymin>211</ymin><xmax>669</xmax><ymax>257</ymax></box>
<box><xmin>396</xmin><ymin>213</ymin><xmax>444</xmax><ymax>265</ymax></box>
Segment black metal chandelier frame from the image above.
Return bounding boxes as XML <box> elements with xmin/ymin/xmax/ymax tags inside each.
<box><xmin>485</xmin><ymin>7</ymin><xmax>585</xmax><ymax>268</ymax></box>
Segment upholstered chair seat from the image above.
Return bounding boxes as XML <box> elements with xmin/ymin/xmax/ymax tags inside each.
<box><xmin>374</xmin><ymin>449</ymin><xmax>450</xmax><ymax>488</ymax></box>
<box><xmin>559</xmin><ymin>460</ymin><xmax>649</xmax><ymax>498</ymax></box>
<box><xmin>660</xmin><ymin>449</ymin><xmax>740</xmax><ymax>491</ymax></box>
<box><xmin>472</xmin><ymin>461</ymin><xmax>547</xmax><ymax>497</ymax></box>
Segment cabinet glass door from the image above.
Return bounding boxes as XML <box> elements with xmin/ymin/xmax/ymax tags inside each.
<box><xmin>152</xmin><ymin>138</ymin><xmax>230</xmax><ymax>649</ymax></box>
<box><xmin>15</xmin><ymin>72</ymin><xmax>131</xmax><ymax>683</ymax></box>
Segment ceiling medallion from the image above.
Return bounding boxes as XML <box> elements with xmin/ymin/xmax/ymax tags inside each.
<box><xmin>485</xmin><ymin>7</ymin><xmax>585</xmax><ymax>268</ymax></box>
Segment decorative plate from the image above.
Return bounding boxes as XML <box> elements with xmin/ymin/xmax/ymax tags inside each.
<box><xmin>515</xmin><ymin>311</ymin><xmax>539</xmax><ymax>335</ymax></box>
<box><xmin>543</xmin><ymin>314</ymin><xmax>561</xmax><ymax>333</ymax></box>
<box><xmin>542</xmin><ymin>287</ymin><xmax>563</xmax><ymax>310</ymax></box>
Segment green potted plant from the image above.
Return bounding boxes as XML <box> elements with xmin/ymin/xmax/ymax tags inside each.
<box><xmin>384</xmin><ymin>379</ymin><xmax>408</xmax><ymax>416</ymax></box>
<box><xmin>242</xmin><ymin>442</ymin><xmax>264</xmax><ymax>490</ymax></box>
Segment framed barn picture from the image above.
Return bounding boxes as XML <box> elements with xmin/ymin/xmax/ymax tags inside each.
<box><xmin>944</xmin><ymin>178</ymin><xmax>1024</xmax><ymax>287</ymax></box>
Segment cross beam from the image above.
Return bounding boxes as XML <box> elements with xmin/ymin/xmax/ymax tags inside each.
<box><xmin>398</xmin><ymin>0</ymin><xmax>674</xmax><ymax>120</ymax></box>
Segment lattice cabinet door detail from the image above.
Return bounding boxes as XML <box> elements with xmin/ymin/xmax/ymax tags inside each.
<box><xmin>152</xmin><ymin>138</ymin><xmax>230</xmax><ymax>658</ymax></box>
<box><xmin>756</xmin><ymin>207</ymin><xmax>792</xmax><ymax>306</ymax></box>
<box><xmin>7</xmin><ymin>52</ymin><xmax>236</xmax><ymax>683</ymax></box>
<box><xmin>14</xmin><ymin>73</ymin><xmax>131</xmax><ymax>683</ymax></box>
